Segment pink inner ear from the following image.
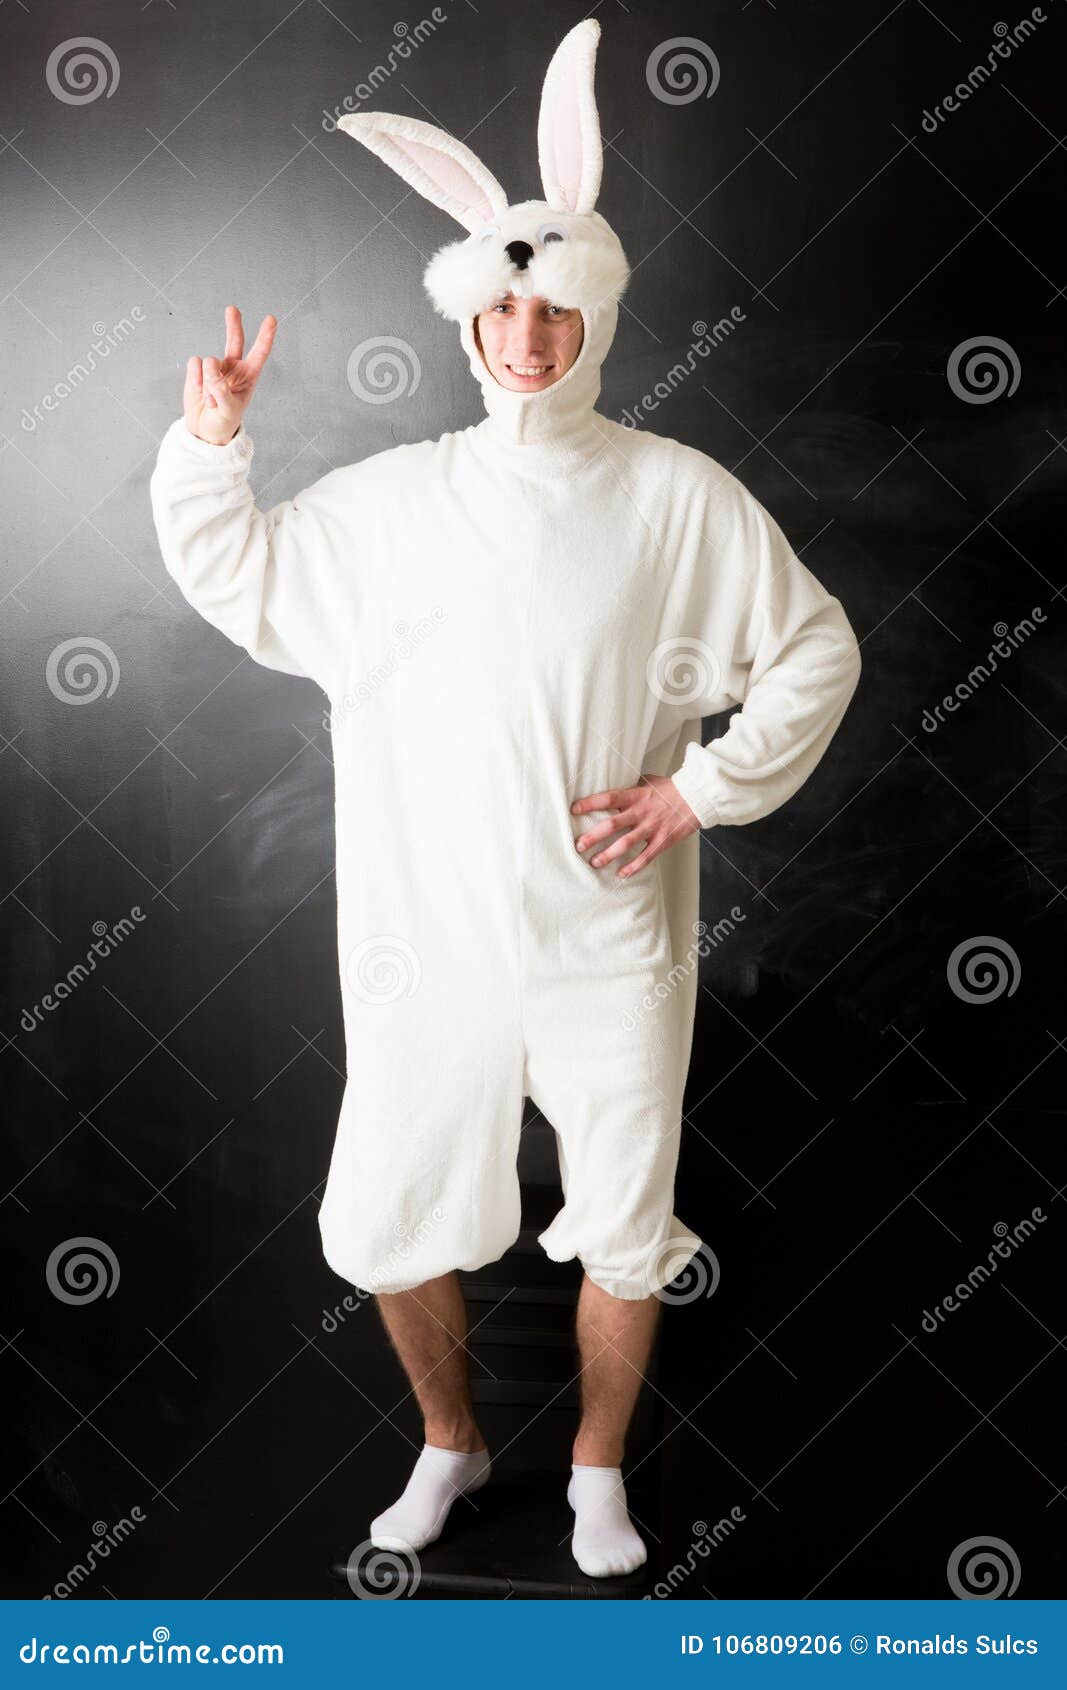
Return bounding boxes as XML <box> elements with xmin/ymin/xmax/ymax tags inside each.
<box><xmin>392</xmin><ymin>136</ymin><xmax>496</xmax><ymax>221</ymax></box>
<box><xmin>553</xmin><ymin>57</ymin><xmax>583</xmax><ymax>211</ymax></box>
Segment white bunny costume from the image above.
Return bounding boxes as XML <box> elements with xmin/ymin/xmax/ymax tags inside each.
<box><xmin>150</xmin><ymin>20</ymin><xmax>861</xmax><ymax>1300</ymax></box>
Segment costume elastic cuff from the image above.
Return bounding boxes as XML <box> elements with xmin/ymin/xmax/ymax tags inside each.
<box><xmin>670</xmin><ymin>748</ymin><xmax>723</xmax><ymax>830</ymax></box>
<box><xmin>164</xmin><ymin>415</ymin><xmax>252</xmax><ymax>467</ymax></box>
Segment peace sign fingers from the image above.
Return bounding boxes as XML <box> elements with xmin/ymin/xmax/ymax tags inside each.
<box><xmin>222</xmin><ymin>303</ymin><xmax>245</xmax><ymax>364</ymax></box>
<box><xmin>243</xmin><ymin>313</ymin><xmax>277</xmax><ymax>379</ymax></box>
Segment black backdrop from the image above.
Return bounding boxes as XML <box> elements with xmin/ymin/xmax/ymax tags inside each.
<box><xmin>2</xmin><ymin>0</ymin><xmax>1064</xmax><ymax>1599</ymax></box>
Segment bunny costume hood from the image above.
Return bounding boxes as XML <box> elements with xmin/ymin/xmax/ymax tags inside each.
<box><xmin>338</xmin><ymin>19</ymin><xmax>627</xmax><ymax>446</ymax></box>
<box><xmin>150</xmin><ymin>21</ymin><xmax>861</xmax><ymax>1303</ymax></box>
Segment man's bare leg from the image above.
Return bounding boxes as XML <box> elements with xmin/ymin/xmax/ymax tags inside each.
<box><xmin>567</xmin><ymin>1273</ymin><xmax>662</xmax><ymax>1576</ymax></box>
<box><xmin>375</xmin><ymin>1270</ymin><xmax>487</xmax><ymax>1452</ymax></box>
<box><xmin>572</xmin><ymin>1273</ymin><xmax>661</xmax><ymax>1464</ymax></box>
<box><xmin>367</xmin><ymin>1271</ymin><xmax>491</xmax><ymax>1551</ymax></box>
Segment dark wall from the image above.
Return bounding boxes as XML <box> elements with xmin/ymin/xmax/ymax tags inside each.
<box><xmin>2</xmin><ymin>1</ymin><xmax>1063</xmax><ymax>1599</ymax></box>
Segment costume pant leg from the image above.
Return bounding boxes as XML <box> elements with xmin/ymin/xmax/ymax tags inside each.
<box><xmin>524</xmin><ymin>861</ymin><xmax>703</xmax><ymax>1301</ymax></box>
<box><xmin>318</xmin><ymin>916</ymin><xmax>527</xmax><ymax>1293</ymax></box>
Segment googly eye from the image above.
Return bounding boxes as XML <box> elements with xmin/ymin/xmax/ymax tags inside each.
<box><xmin>536</xmin><ymin>222</ymin><xmax>567</xmax><ymax>246</ymax></box>
<box><xmin>474</xmin><ymin>222</ymin><xmax>499</xmax><ymax>244</ymax></box>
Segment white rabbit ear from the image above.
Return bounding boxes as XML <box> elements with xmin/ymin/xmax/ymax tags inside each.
<box><xmin>338</xmin><ymin>112</ymin><xmax>508</xmax><ymax>234</ymax></box>
<box><xmin>537</xmin><ymin>18</ymin><xmax>605</xmax><ymax>215</ymax></box>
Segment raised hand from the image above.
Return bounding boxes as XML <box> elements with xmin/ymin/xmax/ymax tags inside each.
<box><xmin>183</xmin><ymin>305</ymin><xmax>277</xmax><ymax>446</ymax></box>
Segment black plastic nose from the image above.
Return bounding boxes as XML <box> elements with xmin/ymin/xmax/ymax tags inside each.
<box><xmin>504</xmin><ymin>239</ymin><xmax>534</xmax><ymax>271</ymax></box>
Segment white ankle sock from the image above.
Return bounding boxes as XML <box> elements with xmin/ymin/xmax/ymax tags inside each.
<box><xmin>567</xmin><ymin>1462</ymin><xmax>647</xmax><ymax>1577</ymax></box>
<box><xmin>370</xmin><ymin>1442</ymin><xmax>492</xmax><ymax>1552</ymax></box>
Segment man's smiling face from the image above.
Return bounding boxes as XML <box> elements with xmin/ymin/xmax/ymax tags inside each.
<box><xmin>474</xmin><ymin>293</ymin><xmax>584</xmax><ymax>392</ymax></box>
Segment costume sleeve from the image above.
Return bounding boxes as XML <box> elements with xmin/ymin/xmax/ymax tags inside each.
<box><xmin>668</xmin><ymin>481</ymin><xmax>862</xmax><ymax>830</ymax></box>
<box><xmin>149</xmin><ymin>416</ymin><xmax>355</xmax><ymax>699</ymax></box>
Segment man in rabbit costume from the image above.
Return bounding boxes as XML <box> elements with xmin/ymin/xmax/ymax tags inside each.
<box><xmin>150</xmin><ymin>19</ymin><xmax>860</xmax><ymax>1577</ymax></box>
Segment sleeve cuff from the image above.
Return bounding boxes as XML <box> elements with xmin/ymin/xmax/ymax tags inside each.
<box><xmin>163</xmin><ymin>415</ymin><xmax>253</xmax><ymax>467</ymax></box>
<box><xmin>670</xmin><ymin>745</ymin><xmax>724</xmax><ymax>829</ymax></box>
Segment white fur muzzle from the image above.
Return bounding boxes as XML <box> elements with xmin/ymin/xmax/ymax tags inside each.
<box><xmin>422</xmin><ymin>205</ymin><xmax>630</xmax><ymax>322</ymax></box>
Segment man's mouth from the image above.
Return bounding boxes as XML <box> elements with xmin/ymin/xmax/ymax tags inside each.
<box><xmin>506</xmin><ymin>363</ymin><xmax>553</xmax><ymax>382</ymax></box>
